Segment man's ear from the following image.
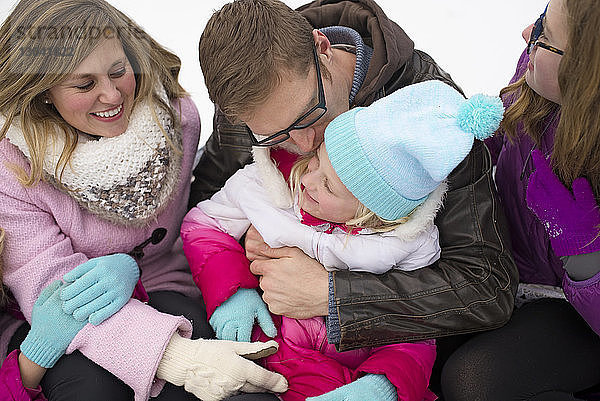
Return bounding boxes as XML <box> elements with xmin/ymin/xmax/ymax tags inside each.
<box><xmin>312</xmin><ymin>29</ymin><xmax>333</xmax><ymax>62</ymax></box>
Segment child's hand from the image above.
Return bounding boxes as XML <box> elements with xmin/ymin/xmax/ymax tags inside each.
<box><xmin>306</xmin><ymin>374</ymin><xmax>397</xmax><ymax>401</ymax></box>
<box><xmin>20</xmin><ymin>280</ymin><xmax>88</xmax><ymax>368</ymax></box>
<box><xmin>209</xmin><ymin>288</ymin><xmax>276</xmax><ymax>342</ymax></box>
<box><xmin>60</xmin><ymin>253</ymin><xmax>139</xmax><ymax>325</ymax></box>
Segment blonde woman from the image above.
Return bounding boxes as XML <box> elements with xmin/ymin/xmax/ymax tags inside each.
<box><xmin>0</xmin><ymin>1</ymin><xmax>286</xmax><ymax>400</ymax></box>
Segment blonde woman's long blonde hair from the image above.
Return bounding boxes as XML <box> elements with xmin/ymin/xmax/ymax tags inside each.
<box><xmin>499</xmin><ymin>0</ymin><xmax>600</xmax><ymax>200</ymax></box>
<box><xmin>0</xmin><ymin>0</ymin><xmax>187</xmax><ymax>187</ymax></box>
<box><xmin>289</xmin><ymin>155</ymin><xmax>410</xmax><ymax>233</ymax></box>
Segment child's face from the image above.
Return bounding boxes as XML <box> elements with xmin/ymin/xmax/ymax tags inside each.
<box><xmin>299</xmin><ymin>142</ymin><xmax>359</xmax><ymax>223</ymax></box>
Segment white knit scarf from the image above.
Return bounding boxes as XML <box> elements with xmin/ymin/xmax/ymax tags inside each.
<box><xmin>4</xmin><ymin>94</ymin><xmax>182</xmax><ymax>226</ymax></box>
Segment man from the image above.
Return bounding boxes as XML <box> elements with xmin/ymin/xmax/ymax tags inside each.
<box><xmin>192</xmin><ymin>0</ymin><xmax>517</xmax><ymax>394</ymax></box>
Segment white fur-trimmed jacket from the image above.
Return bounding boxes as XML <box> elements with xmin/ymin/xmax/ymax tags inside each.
<box><xmin>181</xmin><ymin>159</ymin><xmax>445</xmax><ymax>317</ymax></box>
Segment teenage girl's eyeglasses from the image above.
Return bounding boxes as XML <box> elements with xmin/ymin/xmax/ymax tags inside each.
<box><xmin>246</xmin><ymin>45</ymin><xmax>327</xmax><ymax>147</ymax></box>
<box><xmin>527</xmin><ymin>3</ymin><xmax>564</xmax><ymax>56</ymax></box>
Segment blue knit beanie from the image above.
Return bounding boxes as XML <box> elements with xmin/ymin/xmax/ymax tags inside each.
<box><xmin>325</xmin><ymin>80</ymin><xmax>504</xmax><ymax>221</ymax></box>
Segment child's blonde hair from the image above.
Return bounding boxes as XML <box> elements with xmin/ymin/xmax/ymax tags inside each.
<box><xmin>289</xmin><ymin>155</ymin><xmax>410</xmax><ymax>233</ymax></box>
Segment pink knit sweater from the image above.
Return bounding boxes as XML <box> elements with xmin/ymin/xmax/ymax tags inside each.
<box><xmin>0</xmin><ymin>97</ymin><xmax>200</xmax><ymax>401</ymax></box>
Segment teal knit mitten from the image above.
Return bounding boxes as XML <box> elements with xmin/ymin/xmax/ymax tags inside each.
<box><xmin>306</xmin><ymin>374</ymin><xmax>397</xmax><ymax>401</ymax></box>
<box><xmin>61</xmin><ymin>253</ymin><xmax>139</xmax><ymax>325</ymax></box>
<box><xmin>20</xmin><ymin>280</ymin><xmax>88</xmax><ymax>368</ymax></box>
<box><xmin>209</xmin><ymin>288</ymin><xmax>276</xmax><ymax>342</ymax></box>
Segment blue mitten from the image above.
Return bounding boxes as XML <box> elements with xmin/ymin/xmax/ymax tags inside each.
<box><xmin>60</xmin><ymin>253</ymin><xmax>139</xmax><ymax>325</ymax></box>
<box><xmin>20</xmin><ymin>280</ymin><xmax>88</xmax><ymax>368</ymax></box>
<box><xmin>209</xmin><ymin>288</ymin><xmax>276</xmax><ymax>342</ymax></box>
<box><xmin>306</xmin><ymin>374</ymin><xmax>397</xmax><ymax>401</ymax></box>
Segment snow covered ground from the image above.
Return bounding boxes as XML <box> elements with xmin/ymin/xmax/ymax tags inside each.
<box><xmin>0</xmin><ymin>0</ymin><xmax>547</xmax><ymax>145</ymax></box>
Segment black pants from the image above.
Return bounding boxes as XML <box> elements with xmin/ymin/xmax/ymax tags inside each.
<box><xmin>9</xmin><ymin>291</ymin><xmax>278</xmax><ymax>401</ymax></box>
<box><xmin>437</xmin><ymin>298</ymin><xmax>600</xmax><ymax>401</ymax></box>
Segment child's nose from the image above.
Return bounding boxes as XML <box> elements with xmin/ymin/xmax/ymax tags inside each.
<box><xmin>301</xmin><ymin>170</ymin><xmax>317</xmax><ymax>190</ymax></box>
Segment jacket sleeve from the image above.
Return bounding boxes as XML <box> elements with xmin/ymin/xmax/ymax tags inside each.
<box><xmin>181</xmin><ymin>207</ymin><xmax>258</xmax><ymax>318</ymax></box>
<box><xmin>310</xmin><ymin>226</ymin><xmax>440</xmax><ymax>274</ymax></box>
<box><xmin>332</xmin><ymin>141</ymin><xmax>518</xmax><ymax>350</ymax></box>
<box><xmin>188</xmin><ymin>106</ymin><xmax>253</xmax><ymax>208</ymax></box>
<box><xmin>0</xmin><ymin>148</ymin><xmax>192</xmax><ymax>401</ymax></box>
<box><xmin>562</xmin><ymin>270</ymin><xmax>600</xmax><ymax>335</ymax></box>
<box><xmin>247</xmin><ymin>200</ymin><xmax>440</xmax><ymax>273</ymax></box>
<box><xmin>239</xmin><ymin>181</ymin><xmax>441</xmax><ymax>273</ymax></box>
<box><xmin>0</xmin><ymin>350</ymin><xmax>47</xmax><ymax>401</ymax></box>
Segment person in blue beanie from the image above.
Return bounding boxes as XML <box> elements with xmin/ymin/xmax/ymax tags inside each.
<box><xmin>182</xmin><ymin>80</ymin><xmax>504</xmax><ymax>401</ymax></box>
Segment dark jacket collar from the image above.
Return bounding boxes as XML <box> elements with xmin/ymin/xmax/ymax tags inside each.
<box><xmin>298</xmin><ymin>0</ymin><xmax>414</xmax><ymax>106</ymax></box>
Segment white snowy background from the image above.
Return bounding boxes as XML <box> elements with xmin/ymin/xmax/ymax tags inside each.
<box><xmin>1</xmin><ymin>0</ymin><xmax>547</xmax><ymax>146</ymax></box>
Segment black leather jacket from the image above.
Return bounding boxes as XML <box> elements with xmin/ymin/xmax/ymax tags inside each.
<box><xmin>190</xmin><ymin>0</ymin><xmax>517</xmax><ymax>351</ymax></box>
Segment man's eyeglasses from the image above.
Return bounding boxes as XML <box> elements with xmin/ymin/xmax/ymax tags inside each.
<box><xmin>246</xmin><ymin>45</ymin><xmax>327</xmax><ymax>147</ymax></box>
<box><xmin>527</xmin><ymin>3</ymin><xmax>564</xmax><ymax>56</ymax></box>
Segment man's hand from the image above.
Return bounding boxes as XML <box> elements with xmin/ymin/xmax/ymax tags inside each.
<box><xmin>245</xmin><ymin>225</ymin><xmax>271</xmax><ymax>261</ymax></box>
<box><xmin>250</xmin><ymin>246</ymin><xmax>329</xmax><ymax>319</ymax></box>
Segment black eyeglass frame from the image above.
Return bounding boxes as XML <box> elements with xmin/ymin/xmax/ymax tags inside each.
<box><xmin>246</xmin><ymin>45</ymin><xmax>328</xmax><ymax>147</ymax></box>
<box><xmin>527</xmin><ymin>3</ymin><xmax>564</xmax><ymax>56</ymax></box>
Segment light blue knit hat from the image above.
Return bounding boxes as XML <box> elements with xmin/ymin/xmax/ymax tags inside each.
<box><xmin>325</xmin><ymin>80</ymin><xmax>504</xmax><ymax>221</ymax></box>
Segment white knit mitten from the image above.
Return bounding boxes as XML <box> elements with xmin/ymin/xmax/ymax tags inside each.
<box><xmin>156</xmin><ymin>333</ymin><xmax>288</xmax><ymax>401</ymax></box>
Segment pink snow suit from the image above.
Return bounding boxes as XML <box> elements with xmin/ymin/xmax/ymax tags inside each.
<box><xmin>182</xmin><ymin>148</ymin><xmax>438</xmax><ymax>401</ymax></box>
<box><xmin>0</xmin><ymin>350</ymin><xmax>46</xmax><ymax>401</ymax></box>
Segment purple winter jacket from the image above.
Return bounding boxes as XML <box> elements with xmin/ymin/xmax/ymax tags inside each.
<box><xmin>485</xmin><ymin>49</ymin><xmax>600</xmax><ymax>335</ymax></box>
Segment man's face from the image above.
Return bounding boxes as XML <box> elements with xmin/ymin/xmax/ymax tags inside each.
<box><xmin>243</xmin><ymin>62</ymin><xmax>348</xmax><ymax>154</ymax></box>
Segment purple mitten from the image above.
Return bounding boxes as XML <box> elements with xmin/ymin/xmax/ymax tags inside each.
<box><xmin>526</xmin><ymin>150</ymin><xmax>600</xmax><ymax>256</ymax></box>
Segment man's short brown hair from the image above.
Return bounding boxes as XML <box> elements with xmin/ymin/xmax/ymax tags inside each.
<box><xmin>199</xmin><ymin>0</ymin><xmax>315</xmax><ymax>120</ymax></box>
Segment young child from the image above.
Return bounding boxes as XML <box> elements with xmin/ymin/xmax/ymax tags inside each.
<box><xmin>182</xmin><ymin>80</ymin><xmax>504</xmax><ymax>401</ymax></box>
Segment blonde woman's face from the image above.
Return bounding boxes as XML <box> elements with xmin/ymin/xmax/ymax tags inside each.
<box><xmin>48</xmin><ymin>37</ymin><xmax>136</xmax><ymax>137</ymax></box>
<box><xmin>522</xmin><ymin>0</ymin><xmax>567</xmax><ymax>104</ymax></box>
<box><xmin>299</xmin><ymin>142</ymin><xmax>359</xmax><ymax>223</ymax></box>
